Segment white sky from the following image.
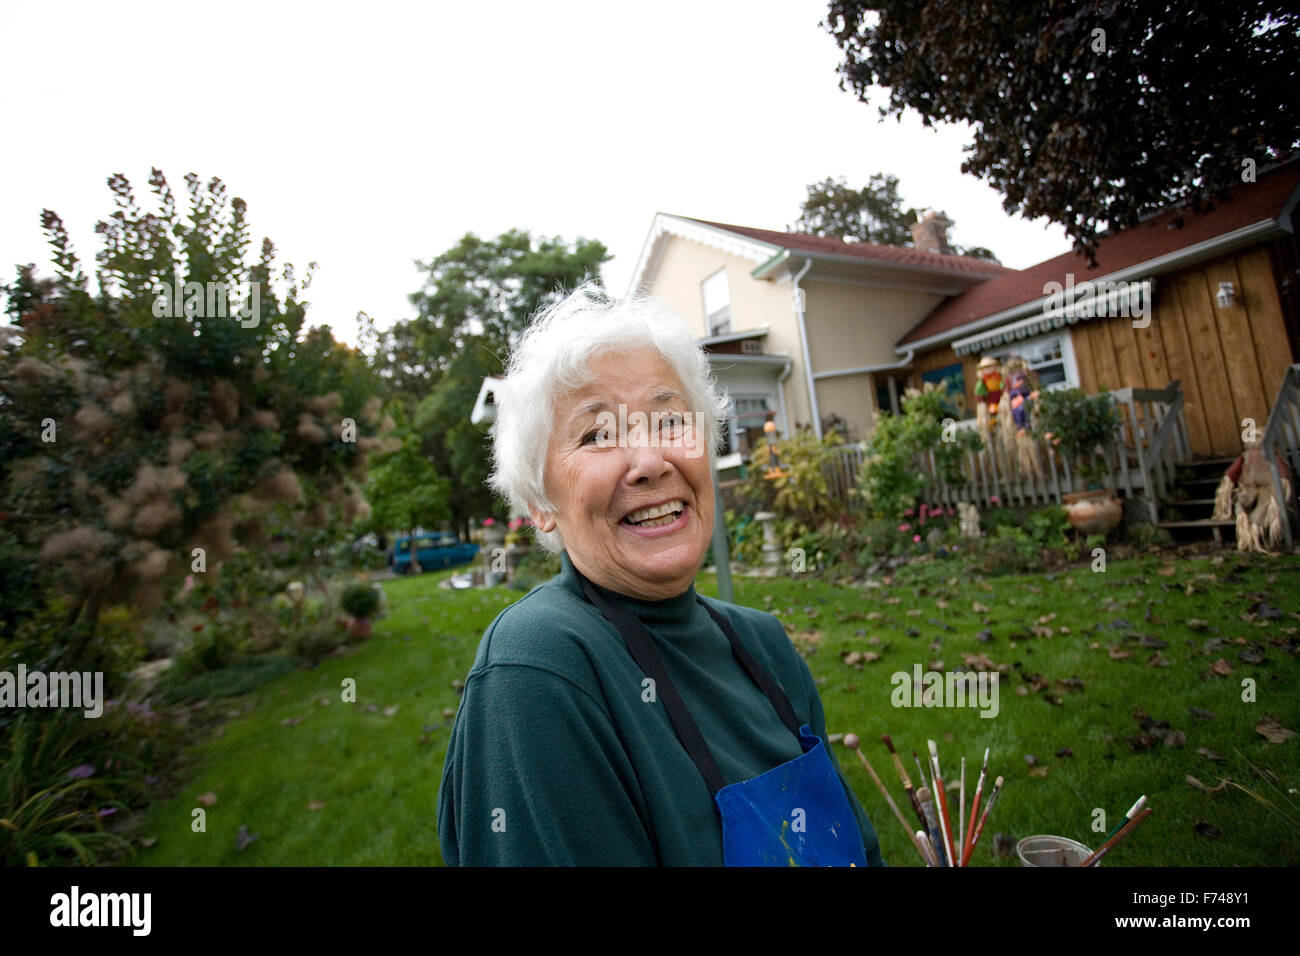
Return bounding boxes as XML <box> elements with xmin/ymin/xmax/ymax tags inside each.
<box><xmin>0</xmin><ymin>0</ymin><xmax>1072</xmax><ymax>348</ymax></box>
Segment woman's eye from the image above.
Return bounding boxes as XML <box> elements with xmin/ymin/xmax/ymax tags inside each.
<box><xmin>661</xmin><ymin>415</ymin><xmax>683</xmax><ymax>433</ymax></box>
<box><xmin>582</xmin><ymin>429</ymin><xmax>610</xmax><ymax>446</ymax></box>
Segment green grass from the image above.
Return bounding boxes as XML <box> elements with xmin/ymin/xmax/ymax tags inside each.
<box><xmin>127</xmin><ymin>551</ymin><xmax>1300</xmax><ymax>866</ymax></box>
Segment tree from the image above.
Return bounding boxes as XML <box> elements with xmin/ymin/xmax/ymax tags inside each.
<box><xmin>794</xmin><ymin>174</ymin><xmax>1001</xmax><ymax>261</ymax></box>
<box><xmin>363</xmin><ymin>412</ymin><xmax>451</xmax><ymax>573</ymax></box>
<box><xmin>376</xmin><ymin>230</ymin><xmax>610</xmax><ymax>537</ymax></box>
<box><xmin>823</xmin><ymin>1</ymin><xmax>1300</xmax><ymax>262</ymax></box>
<box><xmin>1</xmin><ymin>170</ymin><xmax>392</xmax><ymax>672</ymax></box>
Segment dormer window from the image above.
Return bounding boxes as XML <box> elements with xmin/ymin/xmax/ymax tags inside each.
<box><xmin>702</xmin><ymin>269</ymin><xmax>731</xmax><ymax>336</ymax></box>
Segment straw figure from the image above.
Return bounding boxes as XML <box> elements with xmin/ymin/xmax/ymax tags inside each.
<box><xmin>1211</xmin><ymin>445</ymin><xmax>1294</xmax><ymax>553</ymax></box>
<box><xmin>999</xmin><ymin>355</ymin><xmax>1043</xmax><ymax>481</ymax></box>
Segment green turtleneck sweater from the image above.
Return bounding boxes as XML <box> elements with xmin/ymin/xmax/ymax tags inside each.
<box><xmin>436</xmin><ymin>551</ymin><xmax>885</xmax><ymax>866</ymax></box>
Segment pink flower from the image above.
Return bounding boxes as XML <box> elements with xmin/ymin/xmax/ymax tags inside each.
<box><xmin>483</xmin><ymin>518</ymin><xmax>495</xmax><ymax>526</ymax></box>
<box><xmin>919</xmin><ymin>504</ymin><xmax>929</xmax><ymax>516</ymax></box>
<box><xmin>989</xmin><ymin>495</ymin><xmax>1000</xmax><ymax>504</ymax></box>
<box><xmin>899</xmin><ymin>523</ymin><xmax>911</xmax><ymax>532</ymax></box>
<box><xmin>913</xmin><ymin>534</ymin><xmax>922</xmax><ymax>544</ymax></box>
<box><xmin>904</xmin><ymin>508</ymin><xmax>915</xmax><ymax>517</ymax></box>
<box><xmin>948</xmin><ymin>507</ymin><xmax>956</xmax><ymax>517</ymax></box>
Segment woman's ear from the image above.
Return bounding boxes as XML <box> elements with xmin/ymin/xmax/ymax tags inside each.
<box><xmin>528</xmin><ymin>504</ymin><xmax>557</xmax><ymax>533</ymax></box>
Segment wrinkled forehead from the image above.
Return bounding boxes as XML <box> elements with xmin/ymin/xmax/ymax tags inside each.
<box><xmin>557</xmin><ymin>347</ymin><xmax>688</xmax><ymax>419</ymax></box>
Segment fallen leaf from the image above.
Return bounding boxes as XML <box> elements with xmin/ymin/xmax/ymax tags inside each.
<box><xmin>281</xmin><ymin>717</ymin><xmax>302</xmax><ymax>726</ymax></box>
<box><xmin>1189</xmin><ymin>707</ymin><xmax>1217</xmax><ymax>720</ymax></box>
<box><xmin>1163</xmin><ymin>730</ymin><xmax>1187</xmax><ymax>748</ymax></box>
<box><xmin>1139</xmin><ymin>635</ymin><xmax>1168</xmax><ymax>649</ymax></box>
<box><xmin>972</xmin><ymin>602</ymin><xmax>989</xmax><ymax>613</ymax></box>
<box><xmin>1187</xmin><ymin>618</ymin><xmax>1209</xmax><ymax>631</ymax></box>
<box><xmin>1196</xmin><ymin>747</ymin><xmax>1226</xmax><ymax>762</ymax></box>
<box><xmin>1108</xmin><ymin>646</ymin><xmax>1132</xmax><ymax>660</ymax></box>
<box><xmin>1146</xmin><ymin>652</ymin><xmax>1171</xmax><ymax>667</ymax></box>
<box><xmin>308</xmin><ymin>801</ymin><xmax>325</xmax><ymax>811</ymax></box>
<box><xmin>197</xmin><ymin>792</ymin><xmax>218</xmax><ymax>806</ymax></box>
<box><xmin>1194</xmin><ymin>820</ymin><xmax>1222</xmax><ymax>839</ymax></box>
<box><xmin>1056</xmin><ymin>748</ymin><xmax>1074</xmax><ymax>758</ymax></box>
<box><xmin>382</xmin><ymin>705</ymin><xmax>399</xmax><ymax>717</ymax></box>
<box><xmin>1029</xmin><ymin>766</ymin><xmax>1050</xmax><ymax>778</ymax></box>
<box><xmin>235</xmin><ymin>824</ymin><xmax>258</xmax><ymax>852</ymax></box>
<box><xmin>1256</xmin><ymin>716</ymin><xmax>1296</xmax><ymax>744</ymax></box>
<box><xmin>976</xmin><ymin>629</ymin><xmax>994</xmax><ymax>643</ymax></box>
<box><xmin>139</xmin><ymin>836</ymin><xmax>157</xmax><ymax>848</ymax></box>
<box><xmin>1209</xmin><ymin>658</ymin><xmax>1233</xmax><ymax>676</ymax></box>
<box><xmin>1186</xmin><ymin>775</ymin><xmax>1230</xmax><ymax>793</ymax></box>
<box><xmin>1157</xmin><ymin>565</ymin><xmax>1176</xmax><ymax>577</ymax></box>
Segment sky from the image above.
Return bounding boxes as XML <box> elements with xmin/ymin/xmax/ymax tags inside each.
<box><xmin>0</xmin><ymin>0</ymin><xmax>1074</xmax><ymax>348</ymax></box>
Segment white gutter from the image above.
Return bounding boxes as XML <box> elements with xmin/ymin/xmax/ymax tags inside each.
<box><xmin>791</xmin><ymin>257</ymin><xmax>820</xmax><ymax>439</ymax></box>
<box><xmin>814</xmin><ymin>349</ymin><xmax>916</xmax><ymax>380</ymax></box>
<box><xmin>896</xmin><ymin>218</ymin><xmax>1283</xmax><ymax>355</ymax></box>
<box><xmin>777</xmin><ymin>356</ymin><xmax>793</xmax><ymax>435</ymax></box>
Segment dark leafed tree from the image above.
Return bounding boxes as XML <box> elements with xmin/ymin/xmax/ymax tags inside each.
<box><xmin>823</xmin><ymin>1</ymin><xmax>1300</xmax><ymax>262</ymax></box>
<box><xmin>794</xmin><ymin>173</ymin><xmax>1000</xmax><ymax>261</ymax></box>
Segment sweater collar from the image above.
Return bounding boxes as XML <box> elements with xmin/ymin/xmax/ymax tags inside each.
<box><xmin>558</xmin><ymin>550</ymin><xmax>700</xmax><ymax>625</ymax></box>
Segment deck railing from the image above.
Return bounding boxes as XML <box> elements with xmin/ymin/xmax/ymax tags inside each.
<box><xmin>826</xmin><ymin>381</ymin><xmax>1191</xmax><ymax>518</ymax></box>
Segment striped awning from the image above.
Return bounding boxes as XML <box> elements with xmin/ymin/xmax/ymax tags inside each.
<box><xmin>952</xmin><ymin>278</ymin><xmax>1155</xmax><ymax>356</ymax></box>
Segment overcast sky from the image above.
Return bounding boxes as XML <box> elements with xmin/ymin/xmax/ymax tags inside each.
<box><xmin>0</xmin><ymin>0</ymin><xmax>1074</xmax><ymax>348</ymax></box>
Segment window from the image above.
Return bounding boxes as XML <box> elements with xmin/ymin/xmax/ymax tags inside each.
<box><xmin>988</xmin><ymin>332</ymin><xmax>1076</xmax><ymax>392</ymax></box>
<box><xmin>921</xmin><ymin>362</ymin><xmax>968</xmax><ymax>418</ymax></box>
<box><xmin>702</xmin><ymin>269</ymin><xmax>731</xmax><ymax>336</ymax></box>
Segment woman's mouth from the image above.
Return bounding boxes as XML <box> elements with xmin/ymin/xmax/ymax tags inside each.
<box><xmin>620</xmin><ymin>500</ymin><xmax>689</xmax><ymax>535</ymax></box>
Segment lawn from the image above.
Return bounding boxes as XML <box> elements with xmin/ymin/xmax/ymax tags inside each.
<box><xmin>129</xmin><ymin>550</ymin><xmax>1300</xmax><ymax>866</ymax></box>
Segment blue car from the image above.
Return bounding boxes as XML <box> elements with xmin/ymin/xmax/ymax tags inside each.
<box><xmin>389</xmin><ymin>533</ymin><xmax>479</xmax><ymax>574</ymax></box>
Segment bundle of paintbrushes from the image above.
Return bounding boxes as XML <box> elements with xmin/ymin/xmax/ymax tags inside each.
<box><xmin>842</xmin><ymin>734</ymin><xmax>1154</xmax><ymax>866</ymax></box>
<box><xmin>842</xmin><ymin>734</ymin><xmax>1002</xmax><ymax>866</ymax></box>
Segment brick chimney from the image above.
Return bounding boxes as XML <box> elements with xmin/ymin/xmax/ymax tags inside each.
<box><xmin>910</xmin><ymin>210</ymin><xmax>953</xmax><ymax>255</ymax></box>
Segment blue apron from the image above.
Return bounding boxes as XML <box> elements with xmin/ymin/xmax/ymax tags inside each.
<box><xmin>578</xmin><ymin>570</ymin><xmax>869</xmax><ymax>867</ymax></box>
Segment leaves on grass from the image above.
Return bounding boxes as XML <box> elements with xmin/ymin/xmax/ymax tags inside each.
<box><xmin>1255</xmin><ymin>716</ymin><xmax>1296</xmax><ymax>744</ymax></box>
<box><xmin>1189</xmin><ymin>707</ymin><xmax>1217</xmax><ymax>721</ymax></box>
<box><xmin>1126</xmin><ymin>733</ymin><xmax>1157</xmax><ymax>751</ymax></box>
<box><xmin>1194</xmin><ymin>820</ymin><xmax>1222</xmax><ymax>839</ymax></box>
<box><xmin>972</xmin><ymin>601</ymin><xmax>989</xmax><ymax>613</ymax></box>
<box><xmin>1146</xmin><ymin>652</ymin><xmax>1171</xmax><ymax>667</ymax></box>
<box><xmin>1209</xmin><ymin>658</ymin><xmax>1233</xmax><ymax>676</ymax></box>
<box><xmin>1186</xmin><ymin>775</ymin><xmax>1230</xmax><ymax>793</ymax></box>
<box><xmin>307</xmin><ymin>801</ymin><xmax>325</xmax><ymax>811</ymax></box>
<box><xmin>1163</xmin><ymin>730</ymin><xmax>1187</xmax><ymax>748</ymax></box>
<box><xmin>1108</xmin><ymin>645</ymin><xmax>1132</xmax><ymax>660</ymax></box>
<box><xmin>1139</xmin><ymin>635</ymin><xmax>1167</xmax><ymax>649</ymax></box>
<box><xmin>976</xmin><ymin>629</ymin><xmax>994</xmax><ymax>643</ymax></box>
<box><xmin>197</xmin><ymin>792</ymin><xmax>218</xmax><ymax>806</ymax></box>
<box><xmin>280</xmin><ymin>717</ymin><xmax>302</xmax><ymax>726</ymax></box>
<box><xmin>1157</xmin><ymin>565</ymin><xmax>1176</xmax><ymax>577</ymax></box>
<box><xmin>1058</xmin><ymin>677</ymin><xmax>1086</xmax><ymax>691</ymax></box>
<box><xmin>1196</xmin><ymin>747</ymin><xmax>1227</xmax><ymax>762</ymax></box>
<box><xmin>382</xmin><ymin>705</ymin><xmax>399</xmax><ymax>717</ymax></box>
<box><xmin>1187</xmin><ymin>618</ymin><xmax>1210</xmax><ymax>631</ymax></box>
<box><xmin>139</xmin><ymin>836</ymin><xmax>157</xmax><ymax>848</ymax></box>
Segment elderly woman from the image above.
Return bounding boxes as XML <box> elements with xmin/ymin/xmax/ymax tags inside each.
<box><xmin>436</xmin><ymin>283</ymin><xmax>884</xmax><ymax>866</ymax></box>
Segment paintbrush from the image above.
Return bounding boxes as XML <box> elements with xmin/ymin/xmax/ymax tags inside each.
<box><xmin>915</xmin><ymin>785</ymin><xmax>949</xmax><ymax>866</ymax></box>
<box><xmin>844</xmin><ymin>734</ymin><xmax>930</xmax><ymax>865</ymax></box>
<box><xmin>966</xmin><ymin>774</ymin><xmax>1004</xmax><ymax>861</ymax></box>
<box><xmin>912</xmin><ymin>750</ymin><xmax>931</xmax><ymax>799</ymax></box>
<box><xmin>1081</xmin><ymin>806</ymin><xmax>1153</xmax><ymax>866</ymax></box>
<box><xmin>958</xmin><ymin>756</ymin><xmax>966</xmax><ymax>867</ymax></box>
<box><xmin>928</xmin><ymin>739</ymin><xmax>957</xmax><ymax>868</ymax></box>
<box><xmin>915</xmin><ymin>829</ymin><xmax>939</xmax><ymax>867</ymax></box>
<box><xmin>961</xmin><ymin>747</ymin><xmax>990</xmax><ymax>867</ymax></box>
<box><xmin>883</xmin><ymin>734</ymin><xmax>925</xmax><ymax>829</ymax></box>
<box><xmin>1103</xmin><ymin>795</ymin><xmax>1147</xmax><ymax>844</ymax></box>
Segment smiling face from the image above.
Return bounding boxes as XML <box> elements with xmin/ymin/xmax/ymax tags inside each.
<box><xmin>529</xmin><ymin>345</ymin><xmax>714</xmax><ymax>601</ymax></box>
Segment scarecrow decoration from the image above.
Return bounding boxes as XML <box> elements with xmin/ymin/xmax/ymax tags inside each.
<box><xmin>1211</xmin><ymin>445</ymin><xmax>1294</xmax><ymax>553</ymax></box>
<box><xmin>973</xmin><ymin>355</ymin><xmax>1004</xmax><ymax>438</ymax></box>
<box><xmin>999</xmin><ymin>355</ymin><xmax>1043</xmax><ymax>480</ymax></box>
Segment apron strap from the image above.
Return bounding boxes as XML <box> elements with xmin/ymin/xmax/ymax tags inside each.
<box><xmin>696</xmin><ymin>600</ymin><xmax>802</xmax><ymax>739</ymax></box>
<box><xmin>579</xmin><ymin>574</ymin><xmax>728</xmax><ymax>796</ymax></box>
<box><xmin>576</xmin><ymin>568</ymin><xmax>803</xmax><ymax>797</ymax></box>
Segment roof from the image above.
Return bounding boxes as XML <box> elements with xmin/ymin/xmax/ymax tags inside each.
<box><xmin>899</xmin><ymin>160</ymin><xmax>1300</xmax><ymax>348</ymax></box>
<box><xmin>684</xmin><ymin>217</ymin><xmax>1010</xmax><ymax>278</ymax></box>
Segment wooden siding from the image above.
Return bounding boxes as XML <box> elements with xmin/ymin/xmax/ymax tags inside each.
<box><xmin>1071</xmin><ymin>246</ymin><xmax>1295</xmax><ymax>458</ymax></box>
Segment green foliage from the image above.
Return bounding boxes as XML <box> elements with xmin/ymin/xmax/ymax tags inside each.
<box><xmin>511</xmin><ymin>549</ymin><xmax>561</xmax><ymax>592</ymax></box>
<box><xmin>794</xmin><ymin>173</ymin><xmax>1000</xmax><ymax>261</ymax></box>
<box><xmin>376</xmin><ymin>230</ymin><xmax>610</xmax><ymax>537</ymax></box>
<box><xmin>0</xmin><ymin>710</ymin><xmax>145</xmax><ymax>867</ymax></box>
<box><xmin>740</xmin><ymin>426</ymin><xmax>848</xmax><ymax>528</ymax></box>
<box><xmin>1032</xmin><ymin>387</ymin><xmax>1119</xmax><ymax>482</ymax></box>
<box><xmin>822</xmin><ymin>2</ymin><xmax>1299</xmax><ymax>263</ymax></box>
<box><xmin>1</xmin><ymin>169</ymin><xmax>388</xmax><ymax>671</ymax></box>
<box><xmin>858</xmin><ymin>382</ymin><xmax>981</xmax><ymax>519</ymax></box>
<box><xmin>340</xmin><ymin>582</ymin><xmax>381</xmax><ymax>620</ymax></box>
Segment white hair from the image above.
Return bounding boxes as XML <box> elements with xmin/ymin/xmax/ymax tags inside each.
<box><xmin>488</xmin><ymin>281</ymin><xmax>731</xmax><ymax>554</ymax></box>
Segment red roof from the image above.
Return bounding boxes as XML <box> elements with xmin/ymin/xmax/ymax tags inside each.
<box><xmin>899</xmin><ymin>160</ymin><xmax>1300</xmax><ymax>346</ymax></box>
<box><xmin>685</xmin><ymin>217</ymin><xmax>1011</xmax><ymax>278</ymax></box>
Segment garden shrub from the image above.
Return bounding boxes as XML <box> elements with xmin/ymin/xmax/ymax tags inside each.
<box><xmin>340</xmin><ymin>582</ymin><xmax>381</xmax><ymax>620</ymax></box>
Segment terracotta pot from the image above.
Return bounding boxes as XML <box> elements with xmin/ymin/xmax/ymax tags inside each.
<box><xmin>1061</xmin><ymin>489</ymin><xmax>1122</xmax><ymax>535</ymax></box>
<box><xmin>348</xmin><ymin>617</ymin><xmax>372</xmax><ymax>640</ymax></box>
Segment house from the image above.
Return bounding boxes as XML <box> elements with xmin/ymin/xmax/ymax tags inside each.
<box><xmin>898</xmin><ymin>160</ymin><xmax>1300</xmax><ymax>459</ymax></box>
<box><xmin>627</xmin><ymin>211</ymin><xmax>1008</xmax><ymax>465</ymax></box>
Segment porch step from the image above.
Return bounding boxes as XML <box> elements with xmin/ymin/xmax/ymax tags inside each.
<box><xmin>1157</xmin><ymin>518</ymin><xmax>1235</xmax><ymax>528</ymax></box>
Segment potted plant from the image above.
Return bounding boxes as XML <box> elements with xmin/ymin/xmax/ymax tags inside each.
<box><xmin>340</xmin><ymin>581</ymin><xmax>382</xmax><ymax>640</ymax></box>
<box><xmin>1032</xmin><ymin>387</ymin><xmax>1123</xmax><ymax>534</ymax></box>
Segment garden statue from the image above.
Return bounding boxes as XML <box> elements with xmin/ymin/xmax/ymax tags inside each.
<box><xmin>974</xmin><ymin>355</ymin><xmax>1004</xmax><ymax>437</ymax></box>
<box><xmin>958</xmin><ymin>501</ymin><xmax>981</xmax><ymax>539</ymax></box>
<box><xmin>762</xmin><ymin>417</ymin><xmax>790</xmax><ymax>480</ymax></box>
<box><xmin>1211</xmin><ymin>445</ymin><xmax>1294</xmax><ymax>553</ymax></box>
<box><xmin>1000</xmin><ymin>355</ymin><xmax>1043</xmax><ymax>479</ymax></box>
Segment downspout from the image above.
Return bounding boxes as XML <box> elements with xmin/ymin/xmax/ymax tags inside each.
<box><xmin>776</xmin><ymin>356</ymin><xmax>793</xmax><ymax>437</ymax></box>
<box><xmin>791</xmin><ymin>257</ymin><xmax>820</xmax><ymax>438</ymax></box>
